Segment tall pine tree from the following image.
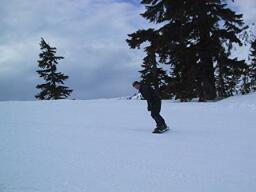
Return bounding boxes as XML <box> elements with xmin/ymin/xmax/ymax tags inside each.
<box><xmin>35</xmin><ymin>38</ymin><xmax>72</xmax><ymax>100</ymax></box>
<box><xmin>127</xmin><ymin>0</ymin><xmax>197</xmax><ymax>100</ymax></box>
<box><xmin>127</xmin><ymin>0</ymin><xmax>247</xmax><ymax>101</ymax></box>
<box><xmin>190</xmin><ymin>0</ymin><xmax>246</xmax><ymax>100</ymax></box>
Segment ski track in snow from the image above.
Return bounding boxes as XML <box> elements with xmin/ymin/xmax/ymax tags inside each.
<box><xmin>0</xmin><ymin>94</ymin><xmax>256</xmax><ymax>192</ymax></box>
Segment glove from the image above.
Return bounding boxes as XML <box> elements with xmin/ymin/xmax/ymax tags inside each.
<box><xmin>147</xmin><ymin>106</ymin><xmax>152</xmax><ymax>111</ymax></box>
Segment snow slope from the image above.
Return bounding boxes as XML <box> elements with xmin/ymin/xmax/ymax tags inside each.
<box><xmin>1</xmin><ymin>94</ymin><xmax>256</xmax><ymax>192</ymax></box>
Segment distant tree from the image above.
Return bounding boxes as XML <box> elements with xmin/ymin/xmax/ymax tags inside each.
<box><xmin>240</xmin><ymin>67</ymin><xmax>251</xmax><ymax>95</ymax></box>
<box><xmin>216</xmin><ymin>47</ymin><xmax>248</xmax><ymax>98</ymax></box>
<box><xmin>35</xmin><ymin>38</ymin><xmax>72</xmax><ymax>100</ymax></box>
<box><xmin>249</xmin><ymin>38</ymin><xmax>256</xmax><ymax>91</ymax></box>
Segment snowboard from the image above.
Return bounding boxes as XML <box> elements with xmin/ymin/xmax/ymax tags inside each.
<box><xmin>152</xmin><ymin>127</ymin><xmax>169</xmax><ymax>134</ymax></box>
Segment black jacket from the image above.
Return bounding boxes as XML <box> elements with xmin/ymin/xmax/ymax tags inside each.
<box><xmin>139</xmin><ymin>85</ymin><xmax>161</xmax><ymax>110</ymax></box>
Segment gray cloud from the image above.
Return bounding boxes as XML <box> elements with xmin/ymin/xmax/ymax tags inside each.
<box><xmin>0</xmin><ymin>0</ymin><xmax>145</xmax><ymax>100</ymax></box>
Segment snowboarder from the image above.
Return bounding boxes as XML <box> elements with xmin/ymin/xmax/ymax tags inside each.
<box><xmin>132</xmin><ymin>81</ymin><xmax>168</xmax><ymax>133</ymax></box>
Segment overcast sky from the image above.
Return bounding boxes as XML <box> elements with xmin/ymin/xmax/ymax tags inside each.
<box><xmin>0</xmin><ymin>0</ymin><xmax>255</xmax><ymax>101</ymax></box>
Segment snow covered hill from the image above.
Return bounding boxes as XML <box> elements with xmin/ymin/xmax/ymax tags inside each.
<box><xmin>1</xmin><ymin>94</ymin><xmax>256</xmax><ymax>192</ymax></box>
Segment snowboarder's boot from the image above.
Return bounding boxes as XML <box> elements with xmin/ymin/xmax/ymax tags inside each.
<box><xmin>152</xmin><ymin>125</ymin><xmax>169</xmax><ymax>134</ymax></box>
<box><xmin>152</xmin><ymin>127</ymin><xmax>159</xmax><ymax>133</ymax></box>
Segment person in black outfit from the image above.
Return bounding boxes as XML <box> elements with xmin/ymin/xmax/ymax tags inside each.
<box><xmin>132</xmin><ymin>81</ymin><xmax>168</xmax><ymax>132</ymax></box>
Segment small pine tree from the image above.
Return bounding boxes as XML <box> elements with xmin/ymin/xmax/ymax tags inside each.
<box><xmin>215</xmin><ymin>47</ymin><xmax>248</xmax><ymax>98</ymax></box>
<box><xmin>249</xmin><ymin>38</ymin><xmax>256</xmax><ymax>91</ymax></box>
<box><xmin>35</xmin><ymin>38</ymin><xmax>72</xmax><ymax>100</ymax></box>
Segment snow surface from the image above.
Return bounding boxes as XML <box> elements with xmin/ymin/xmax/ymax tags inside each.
<box><xmin>1</xmin><ymin>94</ymin><xmax>256</xmax><ymax>192</ymax></box>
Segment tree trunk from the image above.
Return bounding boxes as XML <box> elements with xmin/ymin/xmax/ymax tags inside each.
<box><xmin>198</xmin><ymin>2</ymin><xmax>217</xmax><ymax>101</ymax></box>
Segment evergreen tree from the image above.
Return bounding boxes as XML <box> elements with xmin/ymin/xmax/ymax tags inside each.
<box><xmin>127</xmin><ymin>0</ymin><xmax>197</xmax><ymax>100</ymax></box>
<box><xmin>35</xmin><ymin>38</ymin><xmax>72</xmax><ymax>100</ymax></box>
<box><xmin>240</xmin><ymin>66</ymin><xmax>251</xmax><ymax>95</ymax></box>
<box><xmin>215</xmin><ymin>43</ymin><xmax>248</xmax><ymax>98</ymax></box>
<box><xmin>186</xmin><ymin>0</ymin><xmax>246</xmax><ymax>100</ymax></box>
<box><xmin>127</xmin><ymin>0</ymin><xmax>247</xmax><ymax>101</ymax></box>
<box><xmin>216</xmin><ymin>52</ymin><xmax>247</xmax><ymax>97</ymax></box>
<box><xmin>249</xmin><ymin>38</ymin><xmax>256</xmax><ymax>91</ymax></box>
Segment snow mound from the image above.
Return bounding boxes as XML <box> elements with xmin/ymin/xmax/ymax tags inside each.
<box><xmin>219</xmin><ymin>93</ymin><xmax>256</xmax><ymax>110</ymax></box>
<box><xmin>220</xmin><ymin>92</ymin><xmax>256</xmax><ymax>103</ymax></box>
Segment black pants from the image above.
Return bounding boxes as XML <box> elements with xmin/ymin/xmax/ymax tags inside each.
<box><xmin>150</xmin><ymin>101</ymin><xmax>166</xmax><ymax>128</ymax></box>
